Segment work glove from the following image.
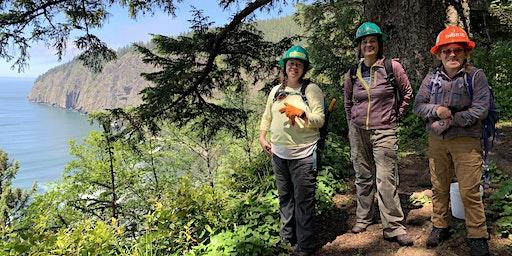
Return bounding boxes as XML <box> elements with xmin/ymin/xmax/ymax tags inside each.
<box><xmin>431</xmin><ymin>118</ymin><xmax>452</xmax><ymax>135</ymax></box>
<box><xmin>279</xmin><ymin>103</ymin><xmax>305</xmax><ymax>126</ymax></box>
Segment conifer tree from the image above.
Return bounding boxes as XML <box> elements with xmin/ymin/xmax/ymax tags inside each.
<box><xmin>134</xmin><ymin>7</ymin><xmax>295</xmax><ymax>137</ymax></box>
<box><xmin>0</xmin><ymin>149</ymin><xmax>35</xmax><ymax>227</ymax></box>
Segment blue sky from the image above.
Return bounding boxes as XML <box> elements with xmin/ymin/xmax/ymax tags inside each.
<box><xmin>0</xmin><ymin>1</ymin><xmax>298</xmax><ymax>78</ymax></box>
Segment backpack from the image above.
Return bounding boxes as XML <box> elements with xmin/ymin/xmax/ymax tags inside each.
<box><xmin>465</xmin><ymin>69</ymin><xmax>500</xmax><ymax>187</ymax></box>
<box><xmin>273</xmin><ymin>81</ymin><xmax>334</xmax><ymax>150</ymax></box>
<box><xmin>349</xmin><ymin>58</ymin><xmax>402</xmax><ymax>119</ymax></box>
<box><xmin>428</xmin><ymin>68</ymin><xmax>500</xmax><ymax>187</ymax></box>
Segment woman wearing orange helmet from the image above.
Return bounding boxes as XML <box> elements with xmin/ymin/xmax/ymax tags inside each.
<box><xmin>414</xmin><ymin>26</ymin><xmax>490</xmax><ymax>256</ymax></box>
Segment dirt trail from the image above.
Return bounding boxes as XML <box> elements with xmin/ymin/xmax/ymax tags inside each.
<box><xmin>312</xmin><ymin>125</ymin><xmax>512</xmax><ymax>256</ymax></box>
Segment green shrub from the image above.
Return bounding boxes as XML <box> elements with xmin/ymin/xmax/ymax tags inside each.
<box><xmin>489</xmin><ymin>180</ymin><xmax>512</xmax><ymax>237</ymax></box>
<box><xmin>190</xmin><ymin>191</ymin><xmax>282</xmax><ymax>256</ymax></box>
<box><xmin>474</xmin><ymin>40</ymin><xmax>512</xmax><ymax>119</ymax></box>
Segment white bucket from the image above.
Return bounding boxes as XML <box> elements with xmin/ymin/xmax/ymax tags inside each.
<box><xmin>450</xmin><ymin>182</ymin><xmax>483</xmax><ymax>219</ymax></box>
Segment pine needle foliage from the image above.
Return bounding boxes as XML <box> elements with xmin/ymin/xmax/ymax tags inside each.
<box><xmin>134</xmin><ymin>7</ymin><xmax>297</xmax><ymax>138</ymax></box>
<box><xmin>0</xmin><ymin>149</ymin><xmax>36</xmax><ymax>228</ymax></box>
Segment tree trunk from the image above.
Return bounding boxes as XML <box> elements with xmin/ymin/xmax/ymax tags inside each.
<box><xmin>364</xmin><ymin>0</ymin><xmax>446</xmax><ymax>87</ymax></box>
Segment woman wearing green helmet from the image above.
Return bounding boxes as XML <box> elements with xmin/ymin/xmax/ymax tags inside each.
<box><xmin>259</xmin><ymin>45</ymin><xmax>324</xmax><ymax>256</ymax></box>
<box><xmin>343</xmin><ymin>21</ymin><xmax>413</xmax><ymax>246</ymax></box>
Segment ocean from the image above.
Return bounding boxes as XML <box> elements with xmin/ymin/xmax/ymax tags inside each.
<box><xmin>0</xmin><ymin>77</ymin><xmax>95</xmax><ymax>191</ymax></box>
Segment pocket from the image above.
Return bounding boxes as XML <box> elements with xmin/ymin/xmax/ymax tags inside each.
<box><xmin>450</xmin><ymin>92</ymin><xmax>464</xmax><ymax>108</ymax></box>
<box><xmin>450</xmin><ymin>81</ymin><xmax>470</xmax><ymax>109</ymax></box>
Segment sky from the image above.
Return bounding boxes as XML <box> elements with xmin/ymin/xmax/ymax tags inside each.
<box><xmin>0</xmin><ymin>1</ymin><xmax>299</xmax><ymax>78</ymax></box>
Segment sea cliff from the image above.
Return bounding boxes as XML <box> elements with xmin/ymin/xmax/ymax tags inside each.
<box><xmin>28</xmin><ymin>49</ymin><xmax>155</xmax><ymax>113</ymax></box>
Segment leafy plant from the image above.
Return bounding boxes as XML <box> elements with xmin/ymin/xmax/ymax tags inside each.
<box><xmin>408</xmin><ymin>192</ymin><xmax>432</xmax><ymax>207</ymax></box>
<box><xmin>489</xmin><ymin>180</ymin><xmax>512</xmax><ymax>237</ymax></box>
<box><xmin>473</xmin><ymin>40</ymin><xmax>512</xmax><ymax>120</ymax></box>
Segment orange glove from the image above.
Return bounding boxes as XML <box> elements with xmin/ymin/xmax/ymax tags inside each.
<box><xmin>279</xmin><ymin>103</ymin><xmax>305</xmax><ymax>125</ymax></box>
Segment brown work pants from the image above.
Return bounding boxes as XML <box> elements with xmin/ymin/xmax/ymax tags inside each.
<box><xmin>349</xmin><ymin>124</ymin><xmax>406</xmax><ymax>238</ymax></box>
<box><xmin>428</xmin><ymin>135</ymin><xmax>488</xmax><ymax>238</ymax></box>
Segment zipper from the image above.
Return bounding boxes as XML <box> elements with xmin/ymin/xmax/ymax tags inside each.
<box><xmin>356</xmin><ymin>62</ymin><xmax>372</xmax><ymax>130</ymax></box>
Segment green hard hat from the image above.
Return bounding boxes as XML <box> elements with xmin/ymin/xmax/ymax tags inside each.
<box><xmin>278</xmin><ymin>45</ymin><xmax>309</xmax><ymax>68</ymax></box>
<box><xmin>354</xmin><ymin>22</ymin><xmax>388</xmax><ymax>42</ymax></box>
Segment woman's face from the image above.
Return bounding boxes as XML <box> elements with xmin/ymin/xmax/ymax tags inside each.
<box><xmin>437</xmin><ymin>43</ymin><xmax>468</xmax><ymax>71</ymax></box>
<box><xmin>285</xmin><ymin>59</ymin><xmax>305</xmax><ymax>82</ymax></box>
<box><xmin>360</xmin><ymin>35</ymin><xmax>379</xmax><ymax>58</ymax></box>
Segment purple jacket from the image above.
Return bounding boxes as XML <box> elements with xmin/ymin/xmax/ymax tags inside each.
<box><xmin>343</xmin><ymin>58</ymin><xmax>413</xmax><ymax>130</ymax></box>
<box><xmin>413</xmin><ymin>66</ymin><xmax>490</xmax><ymax>139</ymax></box>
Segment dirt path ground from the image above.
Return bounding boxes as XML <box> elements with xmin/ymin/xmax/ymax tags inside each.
<box><xmin>312</xmin><ymin>125</ymin><xmax>512</xmax><ymax>256</ymax></box>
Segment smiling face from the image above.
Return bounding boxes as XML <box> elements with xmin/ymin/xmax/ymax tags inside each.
<box><xmin>437</xmin><ymin>43</ymin><xmax>468</xmax><ymax>73</ymax></box>
<box><xmin>360</xmin><ymin>35</ymin><xmax>379</xmax><ymax>59</ymax></box>
<box><xmin>285</xmin><ymin>59</ymin><xmax>305</xmax><ymax>85</ymax></box>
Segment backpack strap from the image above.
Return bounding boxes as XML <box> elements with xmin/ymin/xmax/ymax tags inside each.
<box><xmin>465</xmin><ymin>68</ymin><xmax>494</xmax><ymax>188</ymax></box>
<box><xmin>273</xmin><ymin>86</ymin><xmax>283</xmax><ymax>102</ymax></box>
<box><xmin>347</xmin><ymin>63</ymin><xmax>359</xmax><ymax>105</ymax></box>
<box><xmin>300</xmin><ymin>80</ymin><xmax>310</xmax><ymax>107</ymax></box>
<box><xmin>464</xmin><ymin>68</ymin><xmax>481</xmax><ymax>99</ymax></box>
<box><xmin>349</xmin><ymin>64</ymin><xmax>357</xmax><ymax>85</ymax></box>
<box><xmin>384</xmin><ymin>58</ymin><xmax>396</xmax><ymax>87</ymax></box>
<box><xmin>428</xmin><ymin>67</ymin><xmax>443</xmax><ymax>104</ymax></box>
<box><xmin>273</xmin><ymin>81</ymin><xmax>310</xmax><ymax>106</ymax></box>
<box><xmin>384</xmin><ymin>58</ymin><xmax>401</xmax><ymax>117</ymax></box>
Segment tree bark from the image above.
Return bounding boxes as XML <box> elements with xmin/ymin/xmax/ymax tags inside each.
<box><xmin>364</xmin><ymin>0</ymin><xmax>446</xmax><ymax>87</ymax></box>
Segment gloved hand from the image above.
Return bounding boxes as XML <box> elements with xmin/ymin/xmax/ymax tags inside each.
<box><xmin>431</xmin><ymin>118</ymin><xmax>452</xmax><ymax>135</ymax></box>
<box><xmin>279</xmin><ymin>103</ymin><xmax>305</xmax><ymax>125</ymax></box>
<box><xmin>436</xmin><ymin>106</ymin><xmax>452</xmax><ymax>119</ymax></box>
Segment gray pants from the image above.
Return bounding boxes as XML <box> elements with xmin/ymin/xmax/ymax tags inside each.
<box><xmin>349</xmin><ymin>124</ymin><xmax>406</xmax><ymax>238</ymax></box>
<box><xmin>272</xmin><ymin>153</ymin><xmax>317</xmax><ymax>251</ymax></box>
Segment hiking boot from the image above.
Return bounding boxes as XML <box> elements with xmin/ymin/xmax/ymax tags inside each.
<box><xmin>468</xmin><ymin>238</ymin><xmax>489</xmax><ymax>256</ymax></box>
<box><xmin>351</xmin><ymin>226</ymin><xmax>366</xmax><ymax>234</ymax></box>
<box><xmin>426</xmin><ymin>227</ymin><xmax>451</xmax><ymax>247</ymax></box>
<box><xmin>384</xmin><ymin>234</ymin><xmax>414</xmax><ymax>246</ymax></box>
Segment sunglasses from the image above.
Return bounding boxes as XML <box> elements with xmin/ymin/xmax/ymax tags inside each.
<box><xmin>440</xmin><ymin>48</ymin><xmax>465</xmax><ymax>55</ymax></box>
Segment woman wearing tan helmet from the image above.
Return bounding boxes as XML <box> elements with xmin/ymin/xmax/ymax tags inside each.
<box><xmin>414</xmin><ymin>26</ymin><xmax>490</xmax><ymax>256</ymax></box>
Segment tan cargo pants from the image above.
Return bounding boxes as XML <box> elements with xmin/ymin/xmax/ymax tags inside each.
<box><xmin>428</xmin><ymin>135</ymin><xmax>488</xmax><ymax>238</ymax></box>
<box><xmin>349</xmin><ymin>123</ymin><xmax>407</xmax><ymax>238</ymax></box>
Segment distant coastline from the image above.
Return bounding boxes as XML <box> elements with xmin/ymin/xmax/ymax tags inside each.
<box><xmin>0</xmin><ymin>78</ymin><xmax>95</xmax><ymax>190</ymax></box>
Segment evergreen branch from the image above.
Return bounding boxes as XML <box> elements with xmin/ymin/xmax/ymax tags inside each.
<box><xmin>0</xmin><ymin>0</ymin><xmax>67</xmax><ymax>26</ymax></box>
<box><xmin>197</xmin><ymin>0</ymin><xmax>272</xmax><ymax>89</ymax></box>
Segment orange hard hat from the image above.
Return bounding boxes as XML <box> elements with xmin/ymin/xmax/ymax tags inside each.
<box><xmin>430</xmin><ymin>26</ymin><xmax>476</xmax><ymax>54</ymax></box>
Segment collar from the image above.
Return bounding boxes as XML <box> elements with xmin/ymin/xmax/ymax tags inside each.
<box><xmin>359</xmin><ymin>58</ymin><xmax>385</xmax><ymax>68</ymax></box>
<box><xmin>438</xmin><ymin>66</ymin><xmax>465</xmax><ymax>80</ymax></box>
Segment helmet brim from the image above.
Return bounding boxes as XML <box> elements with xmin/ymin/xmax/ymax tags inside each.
<box><xmin>430</xmin><ymin>40</ymin><xmax>476</xmax><ymax>55</ymax></box>
<box><xmin>278</xmin><ymin>57</ymin><xmax>309</xmax><ymax>69</ymax></box>
<box><xmin>354</xmin><ymin>33</ymin><xmax>389</xmax><ymax>43</ymax></box>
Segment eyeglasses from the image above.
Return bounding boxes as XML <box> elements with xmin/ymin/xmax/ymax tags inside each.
<box><xmin>440</xmin><ymin>48</ymin><xmax>465</xmax><ymax>56</ymax></box>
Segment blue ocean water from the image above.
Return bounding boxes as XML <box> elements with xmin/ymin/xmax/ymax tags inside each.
<box><xmin>0</xmin><ymin>77</ymin><xmax>95</xmax><ymax>191</ymax></box>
